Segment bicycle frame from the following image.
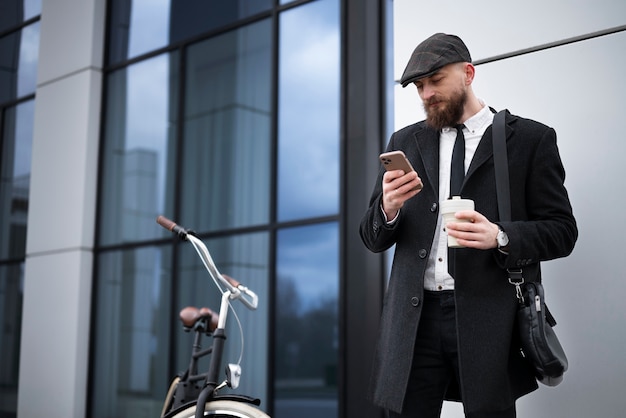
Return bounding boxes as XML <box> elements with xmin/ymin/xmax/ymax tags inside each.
<box><xmin>157</xmin><ymin>216</ymin><xmax>261</xmax><ymax>418</ymax></box>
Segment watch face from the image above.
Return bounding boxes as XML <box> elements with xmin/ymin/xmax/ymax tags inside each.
<box><xmin>497</xmin><ymin>230</ymin><xmax>509</xmax><ymax>246</ymax></box>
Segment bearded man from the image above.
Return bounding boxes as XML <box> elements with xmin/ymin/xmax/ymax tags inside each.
<box><xmin>359</xmin><ymin>33</ymin><xmax>577</xmax><ymax>418</ymax></box>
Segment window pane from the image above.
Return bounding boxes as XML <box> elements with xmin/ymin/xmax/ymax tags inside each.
<box><xmin>0</xmin><ymin>262</ymin><xmax>23</xmax><ymax>417</ymax></box>
<box><xmin>181</xmin><ymin>20</ymin><xmax>271</xmax><ymax>231</ymax></box>
<box><xmin>278</xmin><ymin>0</ymin><xmax>340</xmax><ymax>221</ymax></box>
<box><xmin>275</xmin><ymin>222</ymin><xmax>339</xmax><ymax>418</ymax></box>
<box><xmin>23</xmin><ymin>0</ymin><xmax>42</xmax><ymax>20</ymax></box>
<box><xmin>0</xmin><ymin>0</ymin><xmax>41</xmax><ymax>33</ymax></box>
<box><xmin>0</xmin><ymin>22</ymin><xmax>40</xmax><ymax>103</ymax></box>
<box><xmin>0</xmin><ymin>101</ymin><xmax>34</xmax><ymax>260</ymax></box>
<box><xmin>176</xmin><ymin>232</ymin><xmax>270</xmax><ymax>407</ymax></box>
<box><xmin>98</xmin><ymin>53</ymin><xmax>179</xmax><ymax>246</ymax></box>
<box><xmin>90</xmin><ymin>246</ymin><xmax>172</xmax><ymax>418</ymax></box>
<box><xmin>107</xmin><ymin>0</ymin><xmax>272</xmax><ymax>65</ymax></box>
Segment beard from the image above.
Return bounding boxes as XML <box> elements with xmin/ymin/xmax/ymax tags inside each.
<box><xmin>423</xmin><ymin>87</ymin><xmax>467</xmax><ymax>131</ymax></box>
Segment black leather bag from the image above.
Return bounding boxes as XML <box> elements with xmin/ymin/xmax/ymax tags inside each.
<box><xmin>492</xmin><ymin>110</ymin><xmax>568</xmax><ymax>386</ymax></box>
<box><xmin>514</xmin><ymin>280</ymin><xmax>568</xmax><ymax>385</ymax></box>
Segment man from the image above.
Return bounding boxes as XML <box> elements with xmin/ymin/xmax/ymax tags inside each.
<box><xmin>359</xmin><ymin>33</ymin><xmax>577</xmax><ymax>417</ymax></box>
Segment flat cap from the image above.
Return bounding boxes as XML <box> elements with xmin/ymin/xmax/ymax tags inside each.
<box><xmin>400</xmin><ymin>33</ymin><xmax>471</xmax><ymax>87</ymax></box>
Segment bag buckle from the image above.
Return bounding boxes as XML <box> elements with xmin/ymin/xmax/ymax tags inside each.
<box><xmin>507</xmin><ymin>268</ymin><xmax>524</xmax><ymax>303</ymax></box>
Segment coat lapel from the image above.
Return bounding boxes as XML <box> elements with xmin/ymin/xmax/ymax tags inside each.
<box><xmin>465</xmin><ymin>113</ymin><xmax>515</xmax><ymax>185</ymax></box>
<box><xmin>413</xmin><ymin>126</ymin><xmax>440</xmax><ymax>197</ymax></box>
<box><xmin>465</xmin><ymin>126</ymin><xmax>494</xmax><ymax>181</ymax></box>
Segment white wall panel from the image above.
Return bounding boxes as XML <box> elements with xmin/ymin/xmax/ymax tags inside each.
<box><xmin>18</xmin><ymin>250</ymin><xmax>93</xmax><ymax>418</ymax></box>
<box><xmin>394</xmin><ymin>3</ymin><xmax>626</xmax><ymax>417</ymax></box>
<box><xmin>37</xmin><ymin>0</ymin><xmax>106</xmax><ymax>85</ymax></box>
<box><xmin>476</xmin><ymin>31</ymin><xmax>626</xmax><ymax>418</ymax></box>
<box><xmin>27</xmin><ymin>69</ymin><xmax>101</xmax><ymax>254</ymax></box>
<box><xmin>393</xmin><ymin>0</ymin><xmax>626</xmax><ymax>80</ymax></box>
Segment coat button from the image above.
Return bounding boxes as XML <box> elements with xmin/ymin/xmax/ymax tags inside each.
<box><xmin>418</xmin><ymin>249</ymin><xmax>427</xmax><ymax>258</ymax></box>
<box><xmin>411</xmin><ymin>297</ymin><xmax>420</xmax><ymax>307</ymax></box>
<box><xmin>430</xmin><ymin>202</ymin><xmax>438</xmax><ymax>212</ymax></box>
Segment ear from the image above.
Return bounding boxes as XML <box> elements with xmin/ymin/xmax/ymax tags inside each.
<box><xmin>463</xmin><ymin>63</ymin><xmax>475</xmax><ymax>85</ymax></box>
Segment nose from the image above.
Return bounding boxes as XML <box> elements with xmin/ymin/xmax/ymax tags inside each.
<box><xmin>419</xmin><ymin>83</ymin><xmax>435</xmax><ymax>100</ymax></box>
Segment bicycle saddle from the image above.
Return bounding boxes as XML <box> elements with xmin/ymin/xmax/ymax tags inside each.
<box><xmin>179</xmin><ymin>306</ymin><xmax>219</xmax><ymax>332</ymax></box>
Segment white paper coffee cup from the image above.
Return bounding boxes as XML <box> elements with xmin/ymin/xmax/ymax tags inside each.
<box><xmin>440</xmin><ymin>196</ymin><xmax>475</xmax><ymax>248</ymax></box>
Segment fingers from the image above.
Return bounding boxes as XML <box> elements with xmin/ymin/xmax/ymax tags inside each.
<box><xmin>383</xmin><ymin>170</ymin><xmax>421</xmax><ymax>193</ymax></box>
<box><xmin>383</xmin><ymin>171</ymin><xmax>421</xmax><ymax>195</ymax></box>
<box><xmin>381</xmin><ymin>170</ymin><xmax>422</xmax><ymax>217</ymax></box>
<box><xmin>446</xmin><ymin>211</ymin><xmax>498</xmax><ymax>250</ymax></box>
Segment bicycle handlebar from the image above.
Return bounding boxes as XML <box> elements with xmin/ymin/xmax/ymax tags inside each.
<box><xmin>156</xmin><ymin>215</ymin><xmax>258</xmax><ymax>310</ymax></box>
<box><xmin>156</xmin><ymin>215</ymin><xmax>190</xmax><ymax>239</ymax></box>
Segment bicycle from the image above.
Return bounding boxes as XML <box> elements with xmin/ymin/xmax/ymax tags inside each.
<box><xmin>156</xmin><ymin>215</ymin><xmax>271</xmax><ymax>418</ymax></box>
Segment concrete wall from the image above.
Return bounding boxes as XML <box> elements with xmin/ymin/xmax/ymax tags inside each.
<box><xmin>393</xmin><ymin>1</ymin><xmax>626</xmax><ymax>416</ymax></box>
<box><xmin>17</xmin><ymin>0</ymin><xmax>105</xmax><ymax>417</ymax></box>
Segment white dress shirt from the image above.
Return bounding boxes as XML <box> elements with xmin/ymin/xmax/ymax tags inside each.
<box><xmin>423</xmin><ymin>104</ymin><xmax>495</xmax><ymax>291</ymax></box>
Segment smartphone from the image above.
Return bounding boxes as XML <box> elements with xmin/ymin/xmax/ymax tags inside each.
<box><xmin>379</xmin><ymin>150</ymin><xmax>415</xmax><ymax>174</ymax></box>
<box><xmin>379</xmin><ymin>150</ymin><xmax>423</xmax><ymax>190</ymax></box>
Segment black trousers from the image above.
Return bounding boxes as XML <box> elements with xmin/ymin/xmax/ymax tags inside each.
<box><xmin>387</xmin><ymin>291</ymin><xmax>516</xmax><ymax>418</ymax></box>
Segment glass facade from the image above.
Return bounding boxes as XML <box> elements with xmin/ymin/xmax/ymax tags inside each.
<box><xmin>91</xmin><ymin>246</ymin><xmax>173</xmax><ymax>417</ymax></box>
<box><xmin>92</xmin><ymin>0</ymin><xmax>340</xmax><ymax>416</ymax></box>
<box><xmin>107</xmin><ymin>0</ymin><xmax>272</xmax><ymax>65</ymax></box>
<box><xmin>98</xmin><ymin>52</ymin><xmax>179</xmax><ymax>246</ymax></box>
<box><xmin>0</xmin><ymin>22</ymin><xmax>39</xmax><ymax>103</ymax></box>
<box><xmin>181</xmin><ymin>19</ymin><xmax>272</xmax><ymax>231</ymax></box>
<box><xmin>275</xmin><ymin>223</ymin><xmax>338</xmax><ymax>416</ymax></box>
<box><xmin>0</xmin><ymin>1</ymin><xmax>40</xmax><ymax>416</ymax></box>
<box><xmin>277</xmin><ymin>0</ymin><xmax>339</xmax><ymax>222</ymax></box>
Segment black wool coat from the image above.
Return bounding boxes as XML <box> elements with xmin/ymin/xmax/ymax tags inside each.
<box><xmin>359</xmin><ymin>111</ymin><xmax>577</xmax><ymax>414</ymax></box>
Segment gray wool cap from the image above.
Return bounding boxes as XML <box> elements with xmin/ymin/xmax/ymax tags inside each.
<box><xmin>400</xmin><ymin>33</ymin><xmax>471</xmax><ymax>87</ymax></box>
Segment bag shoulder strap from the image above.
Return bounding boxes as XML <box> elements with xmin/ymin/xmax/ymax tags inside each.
<box><xmin>492</xmin><ymin>110</ymin><xmax>510</xmax><ymax>222</ymax></box>
<box><xmin>492</xmin><ymin>110</ymin><xmax>525</xmax><ymax>294</ymax></box>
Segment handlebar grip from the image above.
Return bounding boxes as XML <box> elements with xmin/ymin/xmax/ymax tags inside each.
<box><xmin>156</xmin><ymin>215</ymin><xmax>177</xmax><ymax>231</ymax></box>
<box><xmin>222</xmin><ymin>274</ymin><xmax>258</xmax><ymax>310</ymax></box>
<box><xmin>156</xmin><ymin>215</ymin><xmax>188</xmax><ymax>239</ymax></box>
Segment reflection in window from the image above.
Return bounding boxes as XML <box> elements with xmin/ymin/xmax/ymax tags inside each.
<box><xmin>275</xmin><ymin>222</ymin><xmax>339</xmax><ymax>418</ymax></box>
<box><xmin>90</xmin><ymin>246</ymin><xmax>172</xmax><ymax>418</ymax></box>
<box><xmin>278</xmin><ymin>0</ymin><xmax>340</xmax><ymax>222</ymax></box>
<box><xmin>0</xmin><ymin>22</ymin><xmax>40</xmax><ymax>103</ymax></box>
<box><xmin>107</xmin><ymin>0</ymin><xmax>272</xmax><ymax>65</ymax></box>
<box><xmin>0</xmin><ymin>263</ymin><xmax>24</xmax><ymax>417</ymax></box>
<box><xmin>22</xmin><ymin>0</ymin><xmax>42</xmax><ymax>21</ymax></box>
<box><xmin>181</xmin><ymin>19</ymin><xmax>272</xmax><ymax>231</ymax></box>
<box><xmin>0</xmin><ymin>101</ymin><xmax>34</xmax><ymax>260</ymax></box>
<box><xmin>0</xmin><ymin>0</ymin><xmax>41</xmax><ymax>33</ymax></box>
<box><xmin>98</xmin><ymin>53</ymin><xmax>178</xmax><ymax>246</ymax></box>
<box><xmin>176</xmin><ymin>232</ymin><xmax>270</xmax><ymax>407</ymax></box>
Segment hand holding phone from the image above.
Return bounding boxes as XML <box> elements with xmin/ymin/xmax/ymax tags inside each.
<box><xmin>379</xmin><ymin>150</ymin><xmax>423</xmax><ymax>191</ymax></box>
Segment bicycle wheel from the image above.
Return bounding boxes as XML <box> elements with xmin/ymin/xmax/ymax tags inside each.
<box><xmin>161</xmin><ymin>376</ymin><xmax>181</xmax><ymax>417</ymax></box>
<box><xmin>167</xmin><ymin>399</ymin><xmax>270</xmax><ymax>418</ymax></box>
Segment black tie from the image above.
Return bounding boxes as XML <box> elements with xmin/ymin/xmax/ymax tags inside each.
<box><xmin>448</xmin><ymin>124</ymin><xmax>465</xmax><ymax>278</ymax></box>
<box><xmin>450</xmin><ymin>124</ymin><xmax>465</xmax><ymax>197</ymax></box>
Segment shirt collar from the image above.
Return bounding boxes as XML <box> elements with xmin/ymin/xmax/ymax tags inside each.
<box><xmin>441</xmin><ymin>103</ymin><xmax>493</xmax><ymax>134</ymax></box>
<box><xmin>462</xmin><ymin>104</ymin><xmax>493</xmax><ymax>134</ymax></box>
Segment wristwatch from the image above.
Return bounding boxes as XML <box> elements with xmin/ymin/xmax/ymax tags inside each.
<box><xmin>496</xmin><ymin>227</ymin><xmax>509</xmax><ymax>249</ymax></box>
